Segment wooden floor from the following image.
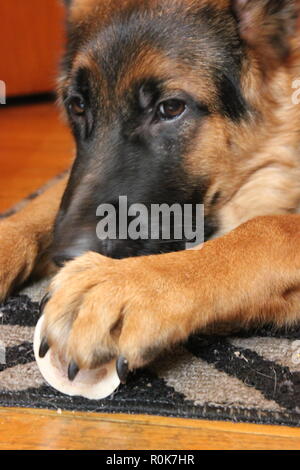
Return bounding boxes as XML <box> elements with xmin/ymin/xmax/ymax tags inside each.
<box><xmin>1</xmin><ymin>408</ymin><xmax>300</xmax><ymax>450</ymax></box>
<box><xmin>0</xmin><ymin>101</ymin><xmax>300</xmax><ymax>450</ymax></box>
<box><xmin>0</xmin><ymin>100</ymin><xmax>73</xmax><ymax>212</ymax></box>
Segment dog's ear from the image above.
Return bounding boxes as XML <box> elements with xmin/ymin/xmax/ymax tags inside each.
<box><xmin>232</xmin><ymin>0</ymin><xmax>298</xmax><ymax>65</ymax></box>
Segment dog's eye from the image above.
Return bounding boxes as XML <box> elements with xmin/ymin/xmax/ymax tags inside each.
<box><xmin>158</xmin><ymin>99</ymin><xmax>186</xmax><ymax>120</ymax></box>
<box><xmin>68</xmin><ymin>96</ymin><xmax>86</xmax><ymax>116</ymax></box>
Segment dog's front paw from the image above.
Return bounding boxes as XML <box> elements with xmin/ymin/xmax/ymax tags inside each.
<box><xmin>0</xmin><ymin>219</ymin><xmax>39</xmax><ymax>300</ymax></box>
<box><xmin>40</xmin><ymin>251</ymin><xmax>193</xmax><ymax>381</ymax></box>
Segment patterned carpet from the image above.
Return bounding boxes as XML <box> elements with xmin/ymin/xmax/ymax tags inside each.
<box><xmin>0</xmin><ymin>182</ymin><xmax>300</xmax><ymax>427</ymax></box>
<box><xmin>0</xmin><ymin>283</ymin><xmax>300</xmax><ymax>427</ymax></box>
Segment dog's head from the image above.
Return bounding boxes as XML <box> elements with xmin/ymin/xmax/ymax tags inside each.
<box><xmin>52</xmin><ymin>0</ymin><xmax>299</xmax><ymax>264</ymax></box>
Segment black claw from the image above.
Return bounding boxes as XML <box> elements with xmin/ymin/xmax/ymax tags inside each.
<box><xmin>39</xmin><ymin>337</ymin><xmax>50</xmax><ymax>358</ymax></box>
<box><xmin>39</xmin><ymin>293</ymin><xmax>50</xmax><ymax>316</ymax></box>
<box><xmin>116</xmin><ymin>356</ymin><xmax>129</xmax><ymax>384</ymax></box>
<box><xmin>68</xmin><ymin>360</ymin><xmax>80</xmax><ymax>382</ymax></box>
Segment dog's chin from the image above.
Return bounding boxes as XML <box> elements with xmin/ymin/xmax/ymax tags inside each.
<box><xmin>98</xmin><ymin>239</ymin><xmax>187</xmax><ymax>259</ymax></box>
<box><xmin>52</xmin><ymin>215</ymin><xmax>217</xmax><ymax>266</ymax></box>
<box><xmin>52</xmin><ymin>238</ymin><xmax>186</xmax><ymax>267</ymax></box>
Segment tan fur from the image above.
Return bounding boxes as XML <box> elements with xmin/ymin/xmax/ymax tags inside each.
<box><xmin>187</xmin><ymin>22</ymin><xmax>300</xmax><ymax>235</ymax></box>
<box><xmin>41</xmin><ymin>214</ymin><xmax>300</xmax><ymax>370</ymax></box>
<box><xmin>0</xmin><ymin>177</ymin><xmax>67</xmax><ymax>300</ymax></box>
<box><xmin>1</xmin><ymin>0</ymin><xmax>300</xmax><ymax>372</ymax></box>
<box><xmin>65</xmin><ymin>0</ymin><xmax>300</xmax><ymax>238</ymax></box>
<box><xmin>215</xmin><ymin>45</ymin><xmax>300</xmax><ymax>234</ymax></box>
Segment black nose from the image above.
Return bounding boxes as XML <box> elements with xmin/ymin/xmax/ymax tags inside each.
<box><xmin>52</xmin><ymin>232</ymin><xmax>101</xmax><ymax>267</ymax></box>
<box><xmin>52</xmin><ymin>232</ymin><xmax>140</xmax><ymax>266</ymax></box>
<box><xmin>52</xmin><ymin>253</ymin><xmax>76</xmax><ymax>268</ymax></box>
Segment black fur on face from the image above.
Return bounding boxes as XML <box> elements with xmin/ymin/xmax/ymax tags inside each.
<box><xmin>52</xmin><ymin>1</ymin><xmax>248</xmax><ymax>264</ymax></box>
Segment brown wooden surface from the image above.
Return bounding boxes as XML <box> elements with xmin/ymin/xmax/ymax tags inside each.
<box><xmin>0</xmin><ymin>101</ymin><xmax>73</xmax><ymax>212</ymax></box>
<box><xmin>0</xmin><ymin>1</ymin><xmax>65</xmax><ymax>97</ymax></box>
<box><xmin>0</xmin><ymin>101</ymin><xmax>300</xmax><ymax>449</ymax></box>
<box><xmin>0</xmin><ymin>408</ymin><xmax>300</xmax><ymax>450</ymax></box>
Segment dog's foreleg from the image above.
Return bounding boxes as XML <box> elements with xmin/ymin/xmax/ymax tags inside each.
<box><xmin>0</xmin><ymin>175</ymin><xmax>68</xmax><ymax>300</ymax></box>
<box><xmin>40</xmin><ymin>214</ymin><xmax>300</xmax><ymax>372</ymax></box>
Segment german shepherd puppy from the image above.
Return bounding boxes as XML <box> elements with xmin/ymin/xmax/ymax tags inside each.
<box><xmin>0</xmin><ymin>0</ymin><xmax>300</xmax><ymax>383</ymax></box>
